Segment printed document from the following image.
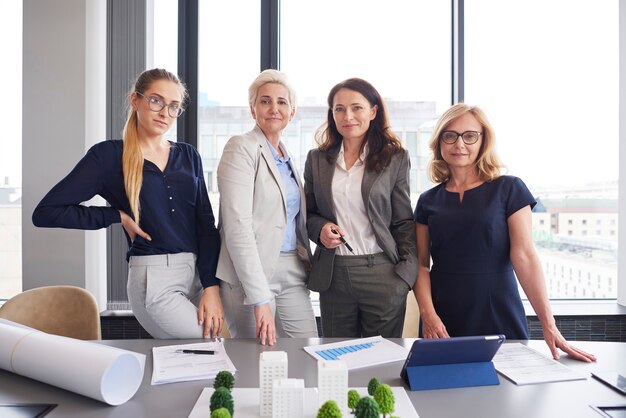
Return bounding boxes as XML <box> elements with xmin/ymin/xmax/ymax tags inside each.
<box><xmin>493</xmin><ymin>343</ymin><xmax>586</xmax><ymax>385</ymax></box>
<box><xmin>151</xmin><ymin>341</ymin><xmax>236</xmax><ymax>385</ymax></box>
<box><xmin>303</xmin><ymin>336</ymin><xmax>408</xmax><ymax>370</ymax></box>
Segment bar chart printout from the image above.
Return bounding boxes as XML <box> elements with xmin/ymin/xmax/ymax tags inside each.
<box><xmin>303</xmin><ymin>336</ymin><xmax>409</xmax><ymax>370</ymax></box>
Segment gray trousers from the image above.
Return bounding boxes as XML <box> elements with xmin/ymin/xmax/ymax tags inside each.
<box><xmin>220</xmin><ymin>252</ymin><xmax>318</xmax><ymax>339</ymax></box>
<box><xmin>127</xmin><ymin>253</ymin><xmax>205</xmax><ymax>339</ymax></box>
<box><xmin>319</xmin><ymin>253</ymin><xmax>410</xmax><ymax>338</ymax></box>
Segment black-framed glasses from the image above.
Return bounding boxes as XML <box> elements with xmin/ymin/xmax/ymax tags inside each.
<box><xmin>440</xmin><ymin>130</ymin><xmax>482</xmax><ymax>145</ymax></box>
<box><xmin>136</xmin><ymin>92</ymin><xmax>184</xmax><ymax>118</ymax></box>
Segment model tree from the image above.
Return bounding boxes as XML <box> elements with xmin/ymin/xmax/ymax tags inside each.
<box><xmin>210</xmin><ymin>386</ymin><xmax>234</xmax><ymax>416</ymax></box>
<box><xmin>347</xmin><ymin>389</ymin><xmax>360</xmax><ymax>413</ymax></box>
<box><xmin>210</xmin><ymin>407</ymin><xmax>232</xmax><ymax>418</ymax></box>
<box><xmin>214</xmin><ymin>370</ymin><xmax>235</xmax><ymax>391</ymax></box>
<box><xmin>317</xmin><ymin>400</ymin><xmax>342</xmax><ymax>418</ymax></box>
<box><xmin>374</xmin><ymin>383</ymin><xmax>395</xmax><ymax>418</ymax></box>
<box><xmin>355</xmin><ymin>396</ymin><xmax>380</xmax><ymax>418</ymax></box>
<box><xmin>367</xmin><ymin>377</ymin><xmax>380</xmax><ymax>396</ymax></box>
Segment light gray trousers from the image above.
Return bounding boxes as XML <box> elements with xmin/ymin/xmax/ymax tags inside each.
<box><xmin>220</xmin><ymin>252</ymin><xmax>318</xmax><ymax>339</ymax></box>
<box><xmin>127</xmin><ymin>253</ymin><xmax>205</xmax><ymax>339</ymax></box>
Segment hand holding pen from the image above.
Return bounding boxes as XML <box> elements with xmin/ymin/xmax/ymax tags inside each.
<box><xmin>321</xmin><ymin>223</ymin><xmax>354</xmax><ymax>253</ymax></box>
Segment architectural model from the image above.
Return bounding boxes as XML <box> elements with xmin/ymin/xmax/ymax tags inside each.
<box><xmin>317</xmin><ymin>360</ymin><xmax>348</xmax><ymax>416</ymax></box>
<box><xmin>272</xmin><ymin>378</ymin><xmax>304</xmax><ymax>418</ymax></box>
<box><xmin>259</xmin><ymin>351</ymin><xmax>288</xmax><ymax>417</ymax></box>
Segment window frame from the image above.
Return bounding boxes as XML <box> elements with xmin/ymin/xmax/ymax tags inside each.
<box><xmin>106</xmin><ymin>0</ymin><xmax>625</xmax><ymax>308</ymax></box>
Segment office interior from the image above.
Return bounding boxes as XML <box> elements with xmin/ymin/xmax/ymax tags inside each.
<box><xmin>4</xmin><ymin>0</ymin><xmax>626</xmax><ymax>341</ymax></box>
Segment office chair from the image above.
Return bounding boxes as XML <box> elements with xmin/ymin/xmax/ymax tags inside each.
<box><xmin>0</xmin><ymin>285</ymin><xmax>101</xmax><ymax>340</ymax></box>
<box><xmin>402</xmin><ymin>291</ymin><xmax>420</xmax><ymax>338</ymax></box>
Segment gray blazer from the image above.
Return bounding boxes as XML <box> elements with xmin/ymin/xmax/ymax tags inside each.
<box><xmin>216</xmin><ymin>125</ymin><xmax>312</xmax><ymax>305</ymax></box>
<box><xmin>303</xmin><ymin>146</ymin><xmax>417</xmax><ymax>292</ymax></box>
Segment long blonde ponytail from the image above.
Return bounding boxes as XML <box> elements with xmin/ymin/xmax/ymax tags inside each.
<box><xmin>121</xmin><ymin>68</ymin><xmax>188</xmax><ymax>226</ymax></box>
<box><xmin>122</xmin><ymin>110</ymin><xmax>144</xmax><ymax>224</ymax></box>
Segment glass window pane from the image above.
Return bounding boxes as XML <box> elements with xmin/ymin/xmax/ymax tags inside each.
<box><xmin>151</xmin><ymin>0</ymin><xmax>178</xmax><ymax>142</ymax></box>
<box><xmin>281</xmin><ymin>0</ymin><xmax>451</xmax><ymax>202</ymax></box>
<box><xmin>0</xmin><ymin>0</ymin><xmax>22</xmax><ymax>299</ymax></box>
<box><xmin>465</xmin><ymin>0</ymin><xmax>619</xmax><ymax>300</ymax></box>
<box><xmin>198</xmin><ymin>0</ymin><xmax>260</xmax><ymax>208</ymax></box>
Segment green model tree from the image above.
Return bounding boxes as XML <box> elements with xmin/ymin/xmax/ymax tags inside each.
<box><xmin>355</xmin><ymin>396</ymin><xmax>380</xmax><ymax>418</ymax></box>
<box><xmin>210</xmin><ymin>407</ymin><xmax>232</xmax><ymax>418</ymax></box>
<box><xmin>367</xmin><ymin>377</ymin><xmax>380</xmax><ymax>396</ymax></box>
<box><xmin>374</xmin><ymin>383</ymin><xmax>395</xmax><ymax>418</ymax></box>
<box><xmin>213</xmin><ymin>370</ymin><xmax>235</xmax><ymax>391</ymax></box>
<box><xmin>347</xmin><ymin>389</ymin><xmax>360</xmax><ymax>413</ymax></box>
<box><xmin>210</xmin><ymin>387</ymin><xmax>234</xmax><ymax>416</ymax></box>
<box><xmin>317</xmin><ymin>400</ymin><xmax>342</xmax><ymax>418</ymax></box>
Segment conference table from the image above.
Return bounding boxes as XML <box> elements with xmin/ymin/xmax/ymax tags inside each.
<box><xmin>1</xmin><ymin>338</ymin><xmax>625</xmax><ymax>418</ymax></box>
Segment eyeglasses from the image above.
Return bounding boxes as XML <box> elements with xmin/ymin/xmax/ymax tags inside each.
<box><xmin>136</xmin><ymin>92</ymin><xmax>184</xmax><ymax>118</ymax></box>
<box><xmin>440</xmin><ymin>130</ymin><xmax>482</xmax><ymax>145</ymax></box>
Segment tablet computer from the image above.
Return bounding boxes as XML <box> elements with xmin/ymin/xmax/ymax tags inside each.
<box><xmin>400</xmin><ymin>335</ymin><xmax>506</xmax><ymax>383</ymax></box>
<box><xmin>592</xmin><ymin>371</ymin><xmax>626</xmax><ymax>395</ymax></box>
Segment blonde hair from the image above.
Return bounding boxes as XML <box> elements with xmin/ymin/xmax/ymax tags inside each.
<box><xmin>428</xmin><ymin>103</ymin><xmax>504</xmax><ymax>184</ymax></box>
<box><xmin>122</xmin><ymin>68</ymin><xmax>187</xmax><ymax>224</ymax></box>
<box><xmin>248</xmin><ymin>69</ymin><xmax>297</xmax><ymax>108</ymax></box>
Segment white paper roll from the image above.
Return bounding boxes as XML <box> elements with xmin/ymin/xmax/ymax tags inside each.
<box><xmin>0</xmin><ymin>322</ymin><xmax>146</xmax><ymax>405</ymax></box>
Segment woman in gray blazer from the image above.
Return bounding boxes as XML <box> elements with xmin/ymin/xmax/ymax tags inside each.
<box><xmin>304</xmin><ymin>78</ymin><xmax>417</xmax><ymax>338</ymax></box>
<box><xmin>216</xmin><ymin>70</ymin><xmax>318</xmax><ymax>345</ymax></box>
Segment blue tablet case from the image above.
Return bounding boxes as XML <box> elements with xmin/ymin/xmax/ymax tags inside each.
<box><xmin>400</xmin><ymin>335</ymin><xmax>505</xmax><ymax>390</ymax></box>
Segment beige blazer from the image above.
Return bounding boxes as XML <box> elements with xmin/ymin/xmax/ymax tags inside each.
<box><xmin>216</xmin><ymin>125</ymin><xmax>312</xmax><ymax>305</ymax></box>
<box><xmin>304</xmin><ymin>146</ymin><xmax>417</xmax><ymax>292</ymax></box>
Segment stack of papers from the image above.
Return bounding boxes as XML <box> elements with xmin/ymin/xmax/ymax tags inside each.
<box><xmin>151</xmin><ymin>341</ymin><xmax>236</xmax><ymax>385</ymax></box>
<box><xmin>303</xmin><ymin>336</ymin><xmax>408</xmax><ymax>370</ymax></box>
<box><xmin>493</xmin><ymin>343</ymin><xmax>587</xmax><ymax>385</ymax></box>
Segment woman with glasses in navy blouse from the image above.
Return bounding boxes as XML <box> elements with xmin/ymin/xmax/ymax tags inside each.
<box><xmin>413</xmin><ymin>103</ymin><xmax>595</xmax><ymax>362</ymax></box>
<box><xmin>32</xmin><ymin>68</ymin><xmax>223</xmax><ymax>339</ymax></box>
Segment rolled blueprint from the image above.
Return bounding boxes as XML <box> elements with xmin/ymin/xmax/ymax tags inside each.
<box><xmin>0</xmin><ymin>322</ymin><xmax>145</xmax><ymax>405</ymax></box>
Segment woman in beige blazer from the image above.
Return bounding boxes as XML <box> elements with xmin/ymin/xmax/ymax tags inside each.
<box><xmin>216</xmin><ymin>70</ymin><xmax>318</xmax><ymax>345</ymax></box>
<box><xmin>304</xmin><ymin>78</ymin><xmax>417</xmax><ymax>338</ymax></box>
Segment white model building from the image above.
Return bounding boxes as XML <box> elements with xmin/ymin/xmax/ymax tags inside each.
<box><xmin>259</xmin><ymin>351</ymin><xmax>288</xmax><ymax>417</ymax></box>
<box><xmin>317</xmin><ymin>360</ymin><xmax>348</xmax><ymax>416</ymax></box>
<box><xmin>272</xmin><ymin>378</ymin><xmax>305</xmax><ymax>418</ymax></box>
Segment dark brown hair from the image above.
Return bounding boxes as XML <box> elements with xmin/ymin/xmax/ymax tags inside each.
<box><xmin>316</xmin><ymin>78</ymin><xmax>402</xmax><ymax>172</ymax></box>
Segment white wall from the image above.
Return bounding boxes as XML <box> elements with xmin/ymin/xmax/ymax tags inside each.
<box><xmin>22</xmin><ymin>0</ymin><xmax>106</xmax><ymax>308</ymax></box>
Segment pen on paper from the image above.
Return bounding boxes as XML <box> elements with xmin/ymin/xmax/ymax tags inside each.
<box><xmin>175</xmin><ymin>349</ymin><xmax>215</xmax><ymax>355</ymax></box>
<box><xmin>330</xmin><ymin>227</ymin><xmax>354</xmax><ymax>253</ymax></box>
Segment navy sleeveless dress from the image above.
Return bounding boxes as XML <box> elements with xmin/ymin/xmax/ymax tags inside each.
<box><xmin>413</xmin><ymin>175</ymin><xmax>536</xmax><ymax>339</ymax></box>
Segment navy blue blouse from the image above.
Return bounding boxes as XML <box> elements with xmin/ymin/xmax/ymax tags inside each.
<box><xmin>32</xmin><ymin>140</ymin><xmax>220</xmax><ymax>288</ymax></box>
<box><xmin>414</xmin><ymin>175</ymin><xmax>536</xmax><ymax>339</ymax></box>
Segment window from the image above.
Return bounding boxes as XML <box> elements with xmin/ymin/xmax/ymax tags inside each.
<box><xmin>0</xmin><ymin>0</ymin><xmax>22</xmax><ymax>300</ymax></box>
<box><xmin>197</xmin><ymin>0</ymin><xmax>261</xmax><ymax>210</ymax></box>
<box><xmin>151</xmin><ymin>0</ymin><xmax>178</xmax><ymax>142</ymax></box>
<box><xmin>281</xmin><ymin>0</ymin><xmax>451</xmax><ymax>202</ymax></box>
<box><xmin>465</xmin><ymin>0</ymin><xmax>618</xmax><ymax>299</ymax></box>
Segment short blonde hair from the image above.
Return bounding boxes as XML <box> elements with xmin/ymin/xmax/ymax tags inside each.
<box><xmin>248</xmin><ymin>69</ymin><xmax>297</xmax><ymax>108</ymax></box>
<box><xmin>428</xmin><ymin>103</ymin><xmax>504</xmax><ymax>183</ymax></box>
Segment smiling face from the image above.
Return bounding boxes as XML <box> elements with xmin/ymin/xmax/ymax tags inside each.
<box><xmin>331</xmin><ymin>88</ymin><xmax>378</xmax><ymax>143</ymax></box>
<box><xmin>250</xmin><ymin>82</ymin><xmax>295</xmax><ymax>142</ymax></box>
<box><xmin>131</xmin><ymin>78</ymin><xmax>183</xmax><ymax>140</ymax></box>
<box><xmin>440</xmin><ymin>112</ymin><xmax>483</xmax><ymax>170</ymax></box>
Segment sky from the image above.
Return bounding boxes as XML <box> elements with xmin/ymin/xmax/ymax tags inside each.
<box><xmin>1</xmin><ymin>0</ymin><xmax>619</xmax><ymax>190</ymax></box>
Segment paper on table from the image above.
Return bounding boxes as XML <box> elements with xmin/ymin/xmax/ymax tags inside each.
<box><xmin>151</xmin><ymin>341</ymin><xmax>236</xmax><ymax>385</ymax></box>
<box><xmin>303</xmin><ymin>336</ymin><xmax>408</xmax><ymax>370</ymax></box>
<box><xmin>188</xmin><ymin>387</ymin><xmax>419</xmax><ymax>418</ymax></box>
<box><xmin>493</xmin><ymin>342</ymin><xmax>587</xmax><ymax>385</ymax></box>
<box><xmin>0</xmin><ymin>321</ymin><xmax>145</xmax><ymax>405</ymax></box>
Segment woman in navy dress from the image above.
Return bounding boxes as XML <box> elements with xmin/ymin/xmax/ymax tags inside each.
<box><xmin>413</xmin><ymin>103</ymin><xmax>595</xmax><ymax>362</ymax></box>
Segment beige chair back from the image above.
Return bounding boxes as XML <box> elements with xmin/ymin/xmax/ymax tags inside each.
<box><xmin>402</xmin><ymin>291</ymin><xmax>420</xmax><ymax>338</ymax></box>
<box><xmin>0</xmin><ymin>285</ymin><xmax>101</xmax><ymax>340</ymax></box>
